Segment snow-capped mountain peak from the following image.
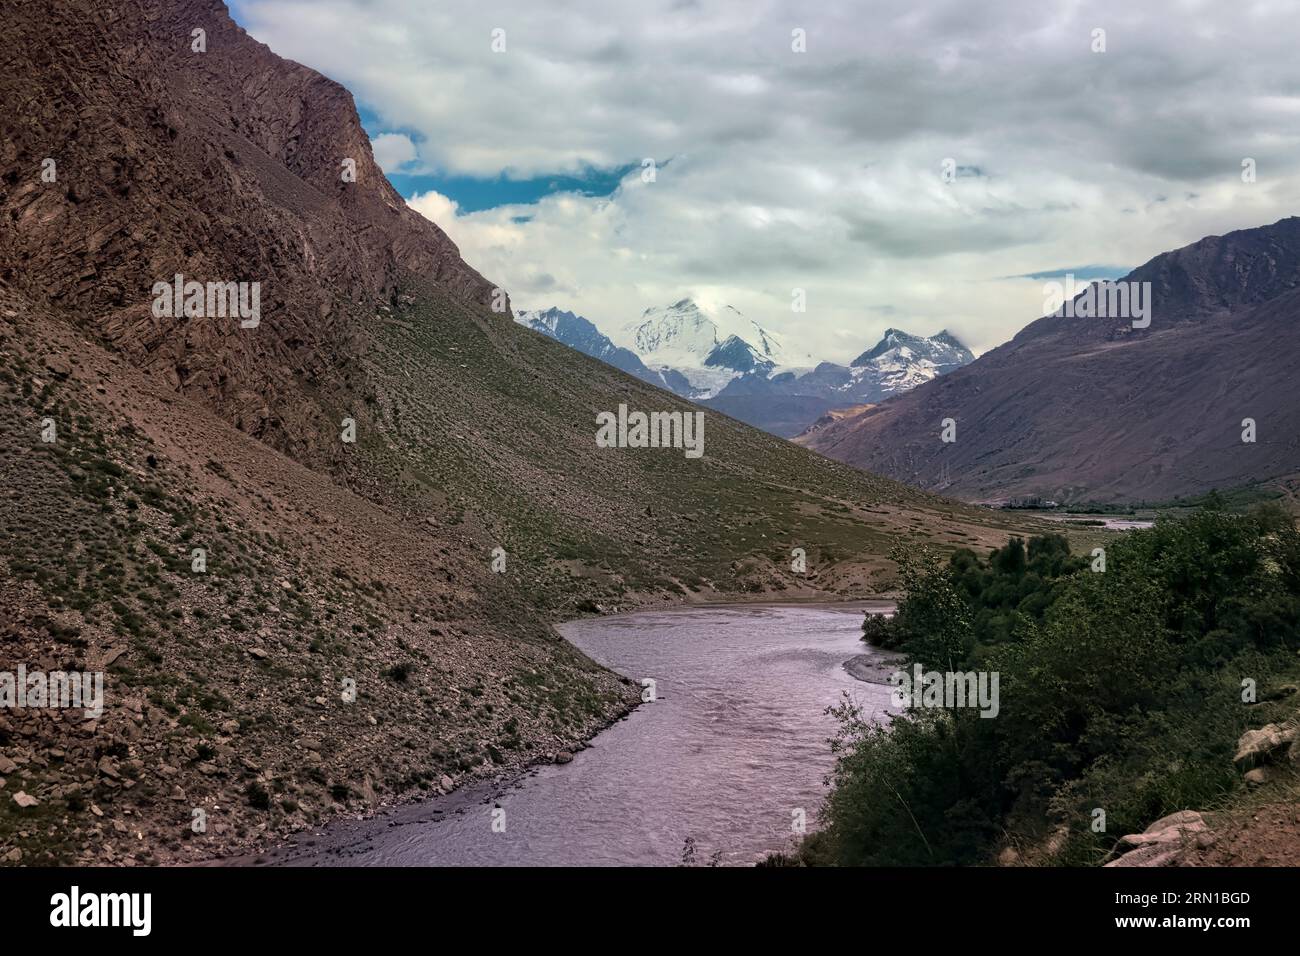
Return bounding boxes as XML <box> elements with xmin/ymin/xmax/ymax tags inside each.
<box><xmin>851</xmin><ymin>328</ymin><xmax>973</xmax><ymax>369</ymax></box>
<box><xmin>611</xmin><ymin>298</ymin><xmax>795</xmax><ymax>396</ymax></box>
<box><xmin>621</xmin><ymin>299</ymin><xmax>721</xmax><ymax>367</ymax></box>
<box><xmin>846</xmin><ymin>328</ymin><xmax>975</xmax><ymax>394</ymax></box>
<box><xmin>514</xmin><ymin>306</ymin><xmax>568</xmax><ymax>336</ymax></box>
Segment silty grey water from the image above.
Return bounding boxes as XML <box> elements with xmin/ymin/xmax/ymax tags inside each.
<box><xmin>256</xmin><ymin>602</ymin><xmax>897</xmax><ymax>866</ymax></box>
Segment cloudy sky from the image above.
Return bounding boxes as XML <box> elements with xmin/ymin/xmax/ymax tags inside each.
<box><xmin>230</xmin><ymin>0</ymin><xmax>1300</xmax><ymax>359</ymax></box>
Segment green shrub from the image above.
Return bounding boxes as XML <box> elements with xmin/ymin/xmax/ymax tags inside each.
<box><xmin>245</xmin><ymin>781</ymin><xmax>271</xmax><ymax>810</ymax></box>
<box><xmin>819</xmin><ymin>508</ymin><xmax>1300</xmax><ymax>866</ymax></box>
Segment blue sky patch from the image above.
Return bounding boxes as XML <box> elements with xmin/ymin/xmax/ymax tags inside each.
<box><xmin>1010</xmin><ymin>265</ymin><xmax>1131</xmax><ymax>281</ymax></box>
<box><xmin>357</xmin><ymin>107</ymin><xmax>632</xmax><ymax>212</ymax></box>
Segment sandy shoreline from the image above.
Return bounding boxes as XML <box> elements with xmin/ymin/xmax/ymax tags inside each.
<box><xmin>843</xmin><ymin>651</ymin><xmax>907</xmax><ymax>684</ymax></box>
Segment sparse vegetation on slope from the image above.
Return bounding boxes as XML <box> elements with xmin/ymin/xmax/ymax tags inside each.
<box><xmin>0</xmin><ymin>294</ymin><xmax>634</xmax><ymax>865</ymax></box>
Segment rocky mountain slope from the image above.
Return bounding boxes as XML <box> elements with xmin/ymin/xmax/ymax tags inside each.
<box><xmin>797</xmin><ymin>217</ymin><xmax>1300</xmax><ymax>503</ymax></box>
<box><xmin>0</xmin><ymin>287</ymin><xmax>633</xmax><ymax>865</ymax></box>
<box><xmin>0</xmin><ymin>0</ymin><xmax>1037</xmax><ymax>865</ymax></box>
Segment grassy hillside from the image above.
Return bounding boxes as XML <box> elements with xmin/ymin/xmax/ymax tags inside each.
<box><xmin>334</xmin><ymin>279</ymin><xmax>1045</xmax><ymax>613</ymax></box>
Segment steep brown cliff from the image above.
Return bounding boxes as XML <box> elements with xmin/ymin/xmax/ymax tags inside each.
<box><xmin>1</xmin><ymin>0</ymin><xmax>499</xmax><ymax>459</ymax></box>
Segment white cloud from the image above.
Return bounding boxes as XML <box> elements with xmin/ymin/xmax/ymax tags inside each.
<box><xmin>237</xmin><ymin>0</ymin><xmax>1300</xmax><ymax>359</ymax></box>
<box><xmin>370</xmin><ymin>132</ymin><xmax>417</xmax><ymax>173</ymax></box>
<box><xmin>406</xmin><ymin>189</ymin><xmax>459</xmax><ymax>228</ymax></box>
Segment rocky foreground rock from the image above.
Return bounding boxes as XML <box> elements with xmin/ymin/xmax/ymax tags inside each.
<box><xmin>1105</xmin><ymin>710</ymin><xmax>1299</xmax><ymax>867</ymax></box>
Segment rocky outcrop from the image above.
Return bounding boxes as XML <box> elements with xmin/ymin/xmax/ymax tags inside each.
<box><xmin>0</xmin><ymin>0</ymin><xmax>500</xmax><ymax>462</ymax></box>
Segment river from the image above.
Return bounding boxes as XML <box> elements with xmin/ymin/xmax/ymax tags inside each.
<box><xmin>1039</xmin><ymin>513</ymin><xmax>1155</xmax><ymax>530</ymax></box>
<box><xmin>251</xmin><ymin>601</ymin><xmax>898</xmax><ymax>866</ymax></box>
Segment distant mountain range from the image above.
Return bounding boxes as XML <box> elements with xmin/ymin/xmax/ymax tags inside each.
<box><xmin>796</xmin><ymin>216</ymin><xmax>1300</xmax><ymax>504</ymax></box>
<box><xmin>516</xmin><ymin>301</ymin><xmax>973</xmax><ymax>436</ymax></box>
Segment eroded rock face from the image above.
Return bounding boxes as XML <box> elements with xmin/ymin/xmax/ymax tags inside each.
<box><xmin>0</xmin><ymin>0</ymin><xmax>501</xmax><ymax>461</ymax></box>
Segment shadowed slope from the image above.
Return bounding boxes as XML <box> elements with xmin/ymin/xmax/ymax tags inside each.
<box><xmin>798</xmin><ymin>218</ymin><xmax>1300</xmax><ymax>503</ymax></box>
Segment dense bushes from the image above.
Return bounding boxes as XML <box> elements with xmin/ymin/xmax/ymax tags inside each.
<box><xmin>806</xmin><ymin>506</ymin><xmax>1300</xmax><ymax>866</ymax></box>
